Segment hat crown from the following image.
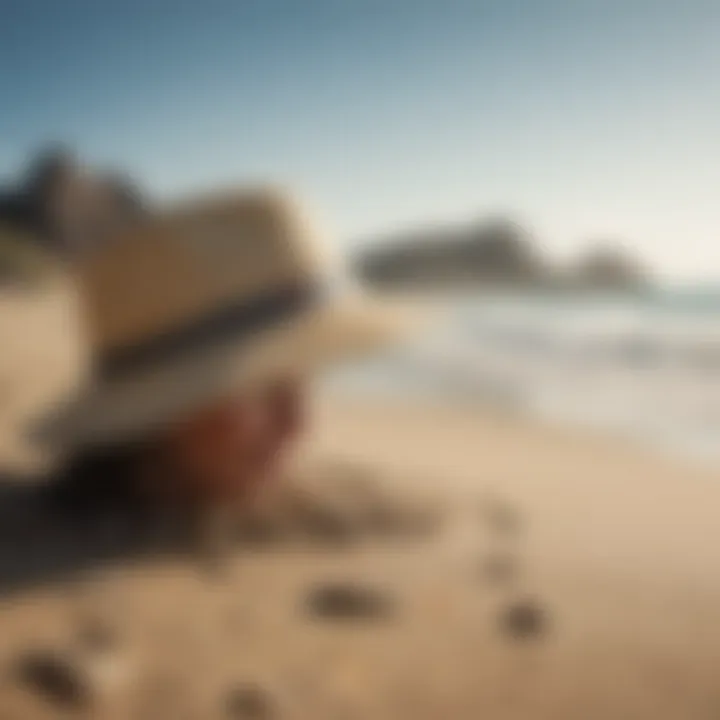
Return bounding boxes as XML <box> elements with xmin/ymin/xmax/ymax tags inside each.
<box><xmin>77</xmin><ymin>188</ymin><xmax>336</xmax><ymax>355</ymax></box>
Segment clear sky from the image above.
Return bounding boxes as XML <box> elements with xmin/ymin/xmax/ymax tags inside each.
<box><xmin>1</xmin><ymin>0</ymin><xmax>719</xmax><ymax>281</ymax></box>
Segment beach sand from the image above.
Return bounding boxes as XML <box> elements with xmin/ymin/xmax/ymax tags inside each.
<box><xmin>0</xmin><ymin>395</ymin><xmax>718</xmax><ymax>719</ymax></box>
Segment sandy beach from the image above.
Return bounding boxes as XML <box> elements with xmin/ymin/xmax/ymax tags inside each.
<box><xmin>3</xmin><ymin>3</ymin><xmax>720</xmax><ymax>716</ymax></box>
<box><xmin>0</xmin><ymin>394</ymin><xmax>717</xmax><ymax>718</ymax></box>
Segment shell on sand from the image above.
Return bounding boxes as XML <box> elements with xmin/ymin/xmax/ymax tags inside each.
<box><xmin>304</xmin><ymin>580</ymin><xmax>395</xmax><ymax>621</ymax></box>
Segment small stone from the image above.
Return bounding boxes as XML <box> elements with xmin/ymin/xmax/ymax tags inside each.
<box><xmin>16</xmin><ymin>633</ymin><xmax>134</xmax><ymax>711</ymax></box>
<box><xmin>499</xmin><ymin>598</ymin><xmax>549</xmax><ymax>640</ymax></box>
<box><xmin>15</xmin><ymin>650</ymin><xmax>88</xmax><ymax>708</ymax></box>
<box><xmin>225</xmin><ymin>682</ymin><xmax>276</xmax><ymax>719</ymax></box>
<box><xmin>305</xmin><ymin>581</ymin><xmax>395</xmax><ymax>621</ymax></box>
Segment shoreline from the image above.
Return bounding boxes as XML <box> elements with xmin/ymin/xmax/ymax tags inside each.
<box><xmin>317</xmin><ymin>384</ymin><xmax>720</xmax><ymax>472</ymax></box>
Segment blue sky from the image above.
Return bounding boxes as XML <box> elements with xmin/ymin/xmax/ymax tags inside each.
<box><xmin>1</xmin><ymin>0</ymin><xmax>719</xmax><ymax>280</ymax></box>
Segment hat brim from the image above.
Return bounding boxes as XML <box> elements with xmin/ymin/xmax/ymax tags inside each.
<box><xmin>54</xmin><ymin>293</ymin><xmax>425</xmax><ymax>450</ymax></box>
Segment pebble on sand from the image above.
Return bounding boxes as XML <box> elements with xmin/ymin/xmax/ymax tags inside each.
<box><xmin>305</xmin><ymin>581</ymin><xmax>395</xmax><ymax>621</ymax></box>
<box><xmin>225</xmin><ymin>682</ymin><xmax>276</xmax><ymax>719</ymax></box>
<box><xmin>15</xmin><ymin>650</ymin><xmax>90</xmax><ymax>708</ymax></box>
<box><xmin>499</xmin><ymin>598</ymin><xmax>549</xmax><ymax>640</ymax></box>
<box><xmin>15</xmin><ymin>626</ymin><xmax>134</xmax><ymax>711</ymax></box>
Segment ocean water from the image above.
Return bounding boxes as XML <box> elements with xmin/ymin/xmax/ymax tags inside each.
<box><xmin>325</xmin><ymin>288</ymin><xmax>720</xmax><ymax>467</ymax></box>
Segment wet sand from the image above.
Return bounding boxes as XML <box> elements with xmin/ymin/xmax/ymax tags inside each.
<box><xmin>0</xmin><ymin>395</ymin><xmax>718</xmax><ymax>718</ymax></box>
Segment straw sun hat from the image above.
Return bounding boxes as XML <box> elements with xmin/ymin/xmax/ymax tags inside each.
<box><xmin>48</xmin><ymin>187</ymin><xmax>418</xmax><ymax>450</ymax></box>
